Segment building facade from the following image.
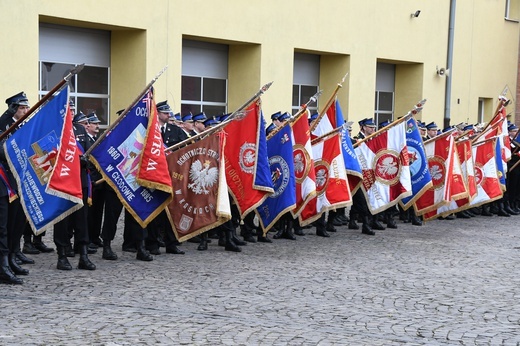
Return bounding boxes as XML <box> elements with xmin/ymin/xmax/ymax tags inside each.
<box><xmin>1</xmin><ymin>0</ymin><xmax>519</xmax><ymax>128</ymax></box>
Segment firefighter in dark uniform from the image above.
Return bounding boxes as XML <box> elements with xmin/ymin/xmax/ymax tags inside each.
<box><xmin>0</xmin><ymin>143</ymin><xmax>22</xmax><ymax>283</ymax></box>
<box><xmin>53</xmin><ymin>110</ymin><xmax>96</xmax><ymax>270</ymax></box>
<box><xmin>347</xmin><ymin>118</ymin><xmax>382</xmax><ymax>235</ymax></box>
<box><xmin>505</xmin><ymin>123</ymin><xmax>520</xmax><ymax>214</ymax></box>
<box><xmin>146</xmin><ymin>101</ymin><xmax>187</xmax><ymax>255</ymax></box>
<box><xmin>0</xmin><ymin>92</ymin><xmax>34</xmax><ymax>276</ymax></box>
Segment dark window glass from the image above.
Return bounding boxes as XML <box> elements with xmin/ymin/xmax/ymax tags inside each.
<box><xmin>378</xmin><ymin>92</ymin><xmax>393</xmax><ymax>111</ymax></box>
<box><xmin>40</xmin><ymin>62</ymin><xmax>76</xmax><ymax>92</ymax></box>
<box><xmin>77</xmin><ymin>97</ymin><xmax>109</xmax><ymax>125</ymax></box>
<box><xmin>182</xmin><ymin>76</ymin><xmax>201</xmax><ymax>101</ymax></box>
<box><xmin>202</xmin><ymin>105</ymin><xmax>226</xmax><ymax>116</ymax></box>
<box><xmin>181</xmin><ymin>103</ymin><xmax>201</xmax><ymax>116</ymax></box>
<box><xmin>203</xmin><ymin>78</ymin><xmax>226</xmax><ymax>102</ymax></box>
<box><xmin>77</xmin><ymin>66</ymin><xmax>108</xmax><ymax>94</ymax></box>
<box><xmin>301</xmin><ymin>85</ymin><xmax>318</xmax><ymax>106</ymax></box>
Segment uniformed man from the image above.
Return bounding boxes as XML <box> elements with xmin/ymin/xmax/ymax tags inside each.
<box><xmin>0</xmin><ymin>92</ymin><xmax>34</xmax><ymax>276</ymax></box>
<box><xmin>425</xmin><ymin>122</ymin><xmax>438</xmax><ymax>139</ymax></box>
<box><xmin>180</xmin><ymin>112</ymin><xmax>196</xmax><ymax>137</ymax></box>
<box><xmin>192</xmin><ymin>112</ymin><xmax>207</xmax><ymax>135</ymax></box>
<box><xmin>348</xmin><ymin>118</ymin><xmax>382</xmax><ymax>235</ymax></box>
<box><xmin>146</xmin><ymin>100</ymin><xmax>186</xmax><ymax>255</ymax></box>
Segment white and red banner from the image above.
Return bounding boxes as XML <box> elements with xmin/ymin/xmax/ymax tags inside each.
<box><xmin>415</xmin><ymin>131</ymin><xmax>456</xmax><ymax>215</ymax></box>
<box><xmin>469</xmin><ymin>138</ymin><xmax>503</xmax><ymax>207</ymax></box>
<box><xmin>354</xmin><ymin>121</ymin><xmax>412</xmax><ymax>214</ymax></box>
<box><xmin>299</xmin><ymin>132</ymin><xmax>352</xmax><ymax>226</ymax></box>
<box><xmin>290</xmin><ymin>110</ymin><xmax>316</xmax><ymax>217</ymax></box>
<box><xmin>310</xmin><ymin>98</ymin><xmax>338</xmax><ymax>140</ymax></box>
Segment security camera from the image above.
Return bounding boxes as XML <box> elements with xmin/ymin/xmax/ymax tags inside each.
<box><xmin>411</xmin><ymin>10</ymin><xmax>421</xmax><ymax>18</ymax></box>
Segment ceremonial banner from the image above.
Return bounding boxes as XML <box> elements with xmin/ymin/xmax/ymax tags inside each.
<box><xmin>469</xmin><ymin>138</ymin><xmax>503</xmax><ymax>207</ymax></box>
<box><xmin>167</xmin><ymin>133</ymin><xmax>231</xmax><ymax>242</ymax></box>
<box><xmin>0</xmin><ymin>163</ymin><xmax>16</xmax><ymax>202</ymax></box>
<box><xmin>495</xmin><ymin>137</ymin><xmax>507</xmax><ymax>190</ymax></box>
<box><xmin>90</xmin><ymin>89</ymin><xmax>172</xmax><ymax>227</ymax></box>
<box><xmin>399</xmin><ymin>117</ymin><xmax>432</xmax><ymax>210</ymax></box>
<box><xmin>223</xmin><ymin>101</ymin><xmax>274</xmax><ymax>217</ymax></box>
<box><xmin>136</xmin><ymin>95</ymin><xmax>173</xmax><ymax>194</ymax></box>
<box><xmin>424</xmin><ymin>141</ymin><xmax>468</xmax><ymax>220</ymax></box>
<box><xmin>4</xmin><ymin>86</ymin><xmax>83</xmax><ymax>234</ymax></box>
<box><xmin>300</xmin><ymin>132</ymin><xmax>352</xmax><ymax>226</ymax></box>
<box><xmin>355</xmin><ymin>121</ymin><xmax>412</xmax><ymax>214</ymax></box>
<box><xmin>290</xmin><ymin>110</ymin><xmax>316</xmax><ymax>217</ymax></box>
<box><xmin>335</xmin><ymin>101</ymin><xmax>363</xmax><ymax>193</ymax></box>
<box><xmin>257</xmin><ymin>124</ymin><xmax>296</xmax><ymax>232</ymax></box>
<box><xmin>311</xmin><ymin>98</ymin><xmax>338</xmax><ymax>140</ymax></box>
<box><xmin>414</xmin><ymin>131</ymin><xmax>455</xmax><ymax>215</ymax></box>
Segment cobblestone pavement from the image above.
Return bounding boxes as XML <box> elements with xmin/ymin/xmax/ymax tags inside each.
<box><xmin>2</xmin><ymin>212</ymin><xmax>520</xmax><ymax>345</ymax></box>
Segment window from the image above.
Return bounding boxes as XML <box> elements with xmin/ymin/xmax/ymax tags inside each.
<box><xmin>293</xmin><ymin>53</ymin><xmax>320</xmax><ymax>115</ymax></box>
<box><xmin>374</xmin><ymin>63</ymin><xmax>395</xmax><ymax>125</ymax></box>
<box><xmin>181</xmin><ymin>40</ymin><xmax>228</xmax><ymax>116</ymax></box>
<box><xmin>39</xmin><ymin>24</ymin><xmax>110</xmax><ymax>126</ymax></box>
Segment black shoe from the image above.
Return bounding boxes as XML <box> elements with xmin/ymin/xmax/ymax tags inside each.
<box><xmin>282</xmin><ymin>230</ymin><xmax>297</xmax><ymax>240</ymax></box>
<box><xmin>361</xmin><ymin>224</ymin><xmax>375</xmax><ymax>235</ymax></box>
<box><xmin>386</xmin><ymin>218</ymin><xmax>398</xmax><ymax>229</ymax></box>
<box><xmin>348</xmin><ymin>219</ymin><xmax>360</xmax><ymax>230</ymax></box>
<box><xmin>33</xmin><ymin>241</ymin><xmax>54</xmax><ymax>253</ymax></box>
<box><xmin>225</xmin><ymin>241</ymin><xmax>242</xmax><ymax>252</ymax></box>
<box><xmin>0</xmin><ymin>264</ymin><xmax>23</xmax><ymax>284</ymax></box>
<box><xmin>231</xmin><ymin>233</ymin><xmax>247</xmax><ymax>246</ymax></box>
<box><xmin>257</xmin><ymin>235</ymin><xmax>272</xmax><ymax>243</ymax></box>
<box><xmin>87</xmin><ymin>244</ymin><xmax>97</xmax><ymax>254</ymax></box>
<box><xmin>197</xmin><ymin>240</ymin><xmax>208</xmax><ymax>251</ymax></box>
<box><xmin>136</xmin><ymin>250</ymin><xmax>153</xmax><ymax>261</ymax></box>
<box><xmin>481</xmin><ymin>206</ymin><xmax>493</xmax><ymax>216</ymax></box>
<box><xmin>272</xmin><ymin>228</ymin><xmax>284</xmax><ymax>239</ymax></box>
<box><xmin>78</xmin><ymin>246</ymin><xmax>96</xmax><ymax>270</ymax></box>
<box><xmin>294</xmin><ymin>228</ymin><xmax>305</xmax><ymax>236</ymax></box>
<box><xmin>370</xmin><ymin>220</ymin><xmax>386</xmax><ymax>230</ymax></box>
<box><xmin>444</xmin><ymin>214</ymin><xmax>456</xmax><ymax>220</ymax></box>
<box><xmin>157</xmin><ymin>236</ymin><xmax>166</xmax><ymax>248</ymax></box>
<box><xmin>316</xmin><ymin>228</ymin><xmax>330</xmax><ymax>237</ymax></box>
<box><xmin>243</xmin><ymin>235</ymin><xmax>257</xmax><ymax>243</ymax></box>
<box><xmin>504</xmin><ymin>205</ymin><xmax>520</xmax><ymax>215</ymax></box>
<box><xmin>165</xmin><ymin>246</ymin><xmax>185</xmax><ymax>255</ymax></box>
<box><xmin>9</xmin><ymin>254</ymin><xmax>29</xmax><ymax>275</ymax></box>
<box><xmin>148</xmin><ymin>248</ymin><xmax>161</xmax><ymax>255</ymax></box>
<box><xmin>102</xmin><ymin>245</ymin><xmax>118</xmax><ymax>260</ymax></box>
<box><xmin>456</xmin><ymin>212</ymin><xmax>470</xmax><ymax>219</ymax></box>
<box><xmin>88</xmin><ymin>242</ymin><xmax>99</xmax><ymax>249</ymax></box>
<box><xmin>332</xmin><ymin>217</ymin><xmax>343</xmax><ymax>226</ymax></box>
<box><xmin>15</xmin><ymin>251</ymin><xmax>34</xmax><ymax>264</ymax></box>
<box><xmin>497</xmin><ymin>209</ymin><xmax>511</xmax><ymax>217</ymax></box>
<box><xmin>57</xmin><ymin>257</ymin><xmax>72</xmax><ymax>270</ymax></box>
<box><xmin>122</xmin><ymin>246</ymin><xmax>137</xmax><ymax>253</ymax></box>
<box><xmin>326</xmin><ymin>223</ymin><xmax>337</xmax><ymax>233</ymax></box>
<box><xmin>23</xmin><ymin>242</ymin><xmax>40</xmax><ymax>255</ymax></box>
<box><xmin>411</xmin><ymin>215</ymin><xmax>423</xmax><ymax>226</ymax></box>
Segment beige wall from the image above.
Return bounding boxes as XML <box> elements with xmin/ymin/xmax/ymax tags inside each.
<box><xmin>0</xmin><ymin>0</ymin><xmax>518</xmax><ymax>128</ymax></box>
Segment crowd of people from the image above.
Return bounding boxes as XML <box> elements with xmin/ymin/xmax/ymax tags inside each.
<box><xmin>0</xmin><ymin>91</ymin><xmax>518</xmax><ymax>285</ymax></box>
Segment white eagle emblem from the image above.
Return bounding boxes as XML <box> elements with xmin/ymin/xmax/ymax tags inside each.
<box><xmin>294</xmin><ymin>152</ymin><xmax>305</xmax><ymax>174</ymax></box>
<box><xmin>316</xmin><ymin>168</ymin><xmax>327</xmax><ymax>187</ymax></box>
<box><xmin>430</xmin><ymin>164</ymin><xmax>443</xmax><ymax>181</ymax></box>
<box><xmin>187</xmin><ymin>159</ymin><xmax>219</xmax><ymax>195</ymax></box>
<box><xmin>377</xmin><ymin>157</ymin><xmax>398</xmax><ymax>176</ymax></box>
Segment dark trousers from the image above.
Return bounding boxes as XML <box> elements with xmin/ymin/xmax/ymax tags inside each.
<box><xmin>0</xmin><ymin>195</ymin><xmax>8</xmax><ymax>256</ymax></box>
<box><xmin>124</xmin><ymin>209</ymin><xmax>147</xmax><ymax>245</ymax></box>
<box><xmin>54</xmin><ymin>192</ymin><xmax>89</xmax><ymax>248</ymax></box>
<box><xmin>101</xmin><ymin>188</ymin><xmax>123</xmax><ymax>242</ymax></box>
<box><xmin>7</xmin><ymin>198</ymin><xmax>26</xmax><ymax>252</ymax></box>
<box><xmin>88</xmin><ymin>182</ymin><xmax>106</xmax><ymax>242</ymax></box>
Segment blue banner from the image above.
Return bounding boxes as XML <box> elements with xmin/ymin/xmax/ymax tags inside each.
<box><xmin>4</xmin><ymin>87</ymin><xmax>81</xmax><ymax>234</ymax></box>
<box><xmin>495</xmin><ymin>138</ymin><xmax>506</xmax><ymax>187</ymax></box>
<box><xmin>335</xmin><ymin>100</ymin><xmax>362</xmax><ymax>177</ymax></box>
<box><xmin>257</xmin><ymin>124</ymin><xmax>296</xmax><ymax>231</ymax></box>
<box><xmin>400</xmin><ymin>117</ymin><xmax>432</xmax><ymax>208</ymax></box>
<box><xmin>89</xmin><ymin>91</ymin><xmax>172</xmax><ymax>227</ymax></box>
<box><xmin>254</xmin><ymin>112</ymin><xmax>275</xmax><ymax>190</ymax></box>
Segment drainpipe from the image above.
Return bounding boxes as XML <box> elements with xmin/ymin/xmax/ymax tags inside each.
<box><xmin>444</xmin><ymin>0</ymin><xmax>456</xmax><ymax>129</ymax></box>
